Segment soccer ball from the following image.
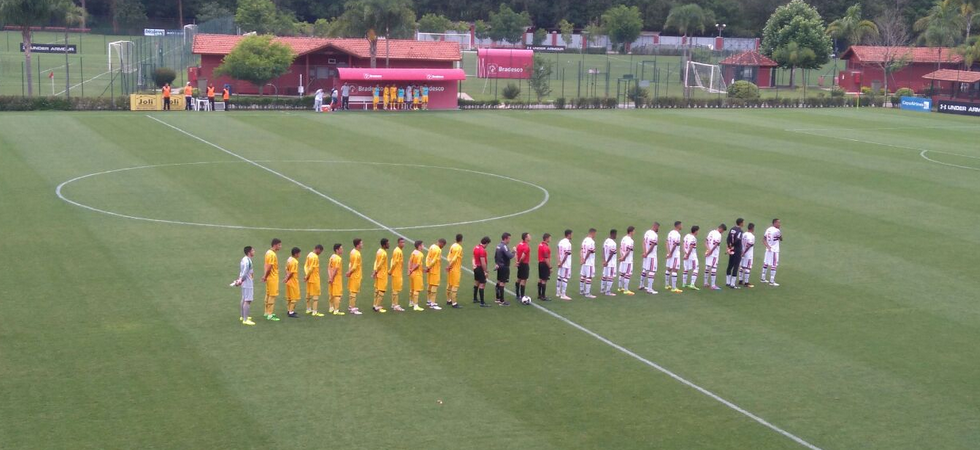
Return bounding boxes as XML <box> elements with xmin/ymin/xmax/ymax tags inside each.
<box><xmin>521</xmin><ymin>296</ymin><xmax>532</xmax><ymax>305</ymax></box>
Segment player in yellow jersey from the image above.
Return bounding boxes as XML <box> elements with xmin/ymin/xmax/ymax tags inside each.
<box><xmin>262</xmin><ymin>238</ymin><xmax>282</xmax><ymax>321</ymax></box>
<box><xmin>327</xmin><ymin>243</ymin><xmax>345</xmax><ymax>315</ymax></box>
<box><xmin>304</xmin><ymin>244</ymin><xmax>324</xmax><ymax>317</ymax></box>
<box><xmin>408</xmin><ymin>240</ymin><xmax>426</xmax><ymax>311</ymax></box>
<box><xmin>372</xmin><ymin>238</ymin><xmax>389</xmax><ymax>313</ymax></box>
<box><xmin>285</xmin><ymin>247</ymin><xmax>302</xmax><ymax>318</ymax></box>
<box><xmin>382</xmin><ymin>85</ymin><xmax>390</xmax><ymax>111</ymax></box>
<box><xmin>445</xmin><ymin>234</ymin><xmax>464</xmax><ymax>308</ymax></box>
<box><xmin>372</xmin><ymin>84</ymin><xmax>380</xmax><ymax>111</ymax></box>
<box><xmin>388</xmin><ymin>238</ymin><xmax>406</xmax><ymax>312</ymax></box>
<box><xmin>425</xmin><ymin>239</ymin><xmax>446</xmax><ymax>310</ymax></box>
<box><xmin>346</xmin><ymin>238</ymin><xmax>364</xmax><ymax>315</ymax></box>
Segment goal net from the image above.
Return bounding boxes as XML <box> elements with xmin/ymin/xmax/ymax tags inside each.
<box><xmin>416</xmin><ymin>32</ymin><xmax>472</xmax><ymax>51</ymax></box>
<box><xmin>685</xmin><ymin>61</ymin><xmax>727</xmax><ymax>94</ymax></box>
<box><xmin>108</xmin><ymin>40</ymin><xmax>136</xmax><ymax>74</ymax></box>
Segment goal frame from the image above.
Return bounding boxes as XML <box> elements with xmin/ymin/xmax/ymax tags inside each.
<box><xmin>416</xmin><ymin>32</ymin><xmax>473</xmax><ymax>51</ymax></box>
<box><xmin>108</xmin><ymin>40</ymin><xmax>136</xmax><ymax>74</ymax></box>
<box><xmin>684</xmin><ymin>61</ymin><xmax>727</xmax><ymax>94</ymax></box>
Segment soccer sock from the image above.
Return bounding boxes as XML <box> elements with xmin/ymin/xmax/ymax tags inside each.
<box><xmin>391</xmin><ymin>292</ymin><xmax>399</xmax><ymax>307</ymax></box>
<box><xmin>242</xmin><ymin>300</ymin><xmax>250</xmax><ymax>320</ymax></box>
<box><xmin>647</xmin><ymin>275</ymin><xmax>654</xmax><ymax>291</ymax></box>
<box><xmin>410</xmin><ymin>291</ymin><xmax>418</xmax><ymax>306</ymax></box>
<box><xmin>639</xmin><ymin>272</ymin><xmax>647</xmax><ymax>288</ymax></box>
<box><xmin>479</xmin><ymin>287</ymin><xmax>485</xmax><ymax>304</ymax></box>
<box><xmin>580</xmin><ymin>278</ymin><xmax>585</xmax><ymax>294</ymax></box>
<box><xmin>473</xmin><ymin>286</ymin><xmax>479</xmax><ymax>301</ymax></box>
<box><xmin>770</xmin><ymin>269</ymin><xmax>777</xmax><ymax>283</ymax></box>
<box><xmin>711</xmin><ymin>273</ymin><xmax>717</xmax><ymax>286</ymax></box>
<box><xmin>682</xmin><ymin>272</ymin><xmax>688</xmax><ymax>286</ymax></box>
<box><xmin>585</xmin><ymin>280</ymin><xmax>592</xmax><ymax>294</ymax></box>
<box><xmin>671</xmin><ymin>273</ymin><xmax>677</xmax><ymax>289</ymax></box>
<box><xmin>623</xmin><ymin>276</ymin><xmax>630</xmax><ymax>290</ymax></box>
<box><xmin>265</xmin><ymin>295</ymin><xmax>275</xmax><ymax>316</ymax></box>
<box><xmin>240</xmin><ymin>299</ymin><xmax>246</xmax><ymax>319</ymax></box>
<box><xmin>349</xmin><ymin>293</ymin><xmax>357</xmax><ymax>309</ymax></box>
<box><xmin>496</xmin><ymin>285</ymin><xmax>503</xmax><ymax>301</ymax></box>
<box><xmin>515</xmin><ymin>282</ymin><xmax>521</xmax><ymax>299</ymax></box>
<box><xmin>761</xmin><ymin>266</ymin><xmax>768</xmax><ymax>279</ymax></box>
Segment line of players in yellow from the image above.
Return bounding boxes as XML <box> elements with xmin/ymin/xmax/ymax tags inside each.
<box><xmin>373</xmin><ymin>84</ymin><xmax>430</xmax><ymax>111</ymax></box>
<box><xmin>243</xmin><ymin>235</ymin><xmax>463</xmax><ymax>323</ymax></box>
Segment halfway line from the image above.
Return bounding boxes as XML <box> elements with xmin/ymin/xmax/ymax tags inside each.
<box><xmin>145</xmin><ymin>114</ymin><xmax>825</xmax><ymax>450</ymax></box>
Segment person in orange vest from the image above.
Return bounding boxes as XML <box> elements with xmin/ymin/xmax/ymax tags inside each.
<box><xmin>183</xmin><ymin>82</ymin><xmax>193</xmax><ymax>110</ymax></box>
<box><xmin>222</xmin><ymin>86</ymin><xmax>230</xmax><ymax>112</ymax></box>
<box><xmin>162</xmin><ymin>83</ymin><xmax>171</xmax><ymax>111</ymax></box>
<box><xmin>207</xmin><ymin>83</ymin><xmax>216</xmax><ymax>111</ymax></box>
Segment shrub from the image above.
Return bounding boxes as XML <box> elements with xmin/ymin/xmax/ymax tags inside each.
<box><xmin>502</xmin><ymin>83</ymin><xmax>521</xmax><ymax>100</ymax></box>
<box><xmin>630</xmin><ymin>85</ymin><xmax>649</xmax><ymax>108</ymax></box>
<box><xmin>895</xmin><ymin>87</ymin><xmax>914</xmax><ymax>97</ymax></box>
<box><xmin>555</xmin><ymin>97</ymin><xmax>566</xmax><ymax>109</ymax></box>
<box><xmin>0</xmin><ymin>96</ymin><xmax>127</xmax><ymax>111</ymax></box>
<box><xmin>860</xmin><ymin>86</ymin><xmax>884</xmax><ymax>97</ymax></box>
<box><xmin>830</xmin><ymin>85</ymin><xmax>845</xmax><ymax>97</ymax></box>
<box><xmin>727</xmin><ymin>80</ymin><xmax>760</xmax><ymax>100</ymax></box>
<box><xmin>152</xmin><ymin>68</ymin><xmax>177</xmax><ymax>88</ymax></box>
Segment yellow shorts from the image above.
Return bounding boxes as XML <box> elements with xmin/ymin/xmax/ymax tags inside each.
<box><xmin>398</xmin><ymin>96</ymin><xmax>404</xmax><ymax>102</ymax></box>
<box><xmin>413</xmin><ymin>98</ymin><xmax>419</xmax><ymax>104</ymax></box>
<box><xmin>265</xmin><ymin>279</ymin><xmax>279</xmax><ymax>297</ymax></box>
<box><xmin>391</xmin><ymin>276</ymin><xmax>403</xmax><ymax>292</ymax></box>
<box><xmin>410</xmin><ymin>275</ymin><xmax>423</xmax><ymax>292</ymax></box>
<box><xmin>375</xmin><ymin>275</ymin><xmax>388</xmax><ymax>292</ymax></box>
<box><xmin>306</xmin><ymin>280</ymin><xmax>321</xmax><ymax>297</ymax></box>
<box><xmin>422</xmin><ymin>95</ymin><xmax>429</xmax><ymax>103</ymax></box>
<box><xmin>329</xmin><ymin>282</ymin><xmax>342</xmax><ymax>298</ymax></box>
<box><xmin>448</xmin><ymin>270</ymin><xmax>461</xmax><ymax>288</ymax></box>
<box><xmin>427</xmin><ymin>273</ymin><xmax>440</xmax><ymax>287</ymax></box>
<box><xmin>286</xmin><ymin>282</ymin><xmax>300</xmax><ymax>301</ymax></box>
<box><xmin>349</xmin><ymin>277</ymin><xmax>362</xmax><ymax>294</ymax></box>
<box><xmin>373</xmin><ymin>96</ymin><xmax>379</xmax><ymax>104</ymax></box>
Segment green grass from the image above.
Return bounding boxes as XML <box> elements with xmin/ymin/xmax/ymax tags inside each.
<box><xmin>459</xmin><ymin>50</ymin><xmax>845</xmax><ymax>101</ymax></box>
<box><xmin>1</xmin><ymin>107</ymin><xmax>979</xmax><ymax>449</ymax></box>
<box><xmin>0</xmin><ymin>30</ymin><xmax>196</xmax><ymax>97</ymax></box>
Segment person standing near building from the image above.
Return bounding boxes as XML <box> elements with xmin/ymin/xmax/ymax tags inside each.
<box><xmin>222</xmin><ymin>86</ymin><xmax>230</xmax><ymax>111</ymax></box>
<box><xmin>341</xmin><ymin>82</ymin><xmax>351</xmax><ymax>110</ymax></box>
<box><xmin>314</xmin><ymin>88</ymin><xmax>324</xmax><ymax>112</ymax></box>
<box><xmin>206</xmin><ymin>83</ymin><xmax>216</xmax><ymax>111</ymax></box>
<box><xmin>162</xmin><ymin>83</ymin><xmax>171</xmax><ymax>111</ymax></box>
<box><xmin>421</xmin><ymin>84</ymin><xmax>430</xmax><ymax>110</ymax></box>
<box><xmin>331</xmin><ymin>87</ymin><xmax>339</xmax><ymax>111</ymax></box>
<box><xmin>183</xmin><ymin>82</ymin><xmax>193</xmax><ymax>111</ymax></box>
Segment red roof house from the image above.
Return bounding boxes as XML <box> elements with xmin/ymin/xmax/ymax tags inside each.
<box><xmin>838</xmin><ymin>45</ymin><xmax>963</xmax><ymax>93</ymax></box>
<box><xmin>192</xmin><ymin>34</ymin><xmax>462</xmax><ymax>96</ymax></box>
<box><xmin>719</xmin><ymin>51</ymin><xmax>778</xmax><ymax>88</ymax></box>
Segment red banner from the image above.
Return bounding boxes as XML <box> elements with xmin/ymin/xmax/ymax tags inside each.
<box><xmin>477</xmin><ymin>48</ymin><xmax>533</xmax><ymax>79</ymax></box>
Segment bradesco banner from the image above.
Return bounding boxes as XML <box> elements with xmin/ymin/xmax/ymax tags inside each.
<box><xmin>477</xmin><ymin>48</ymin><xmax>533</xmax><ymax>79</ymax></box>
<box><xmin>899</xmin><ymin>96</ymin><xmax>931</xmax><ymax>112</ymax></box>
<box><xmin>937</xmin><ymin>99</ymin><xmax>980</xmax><ymax>117</ymax></box>
<box><xmin>336</xmin><ymin>68</ymin><xmax>465</xmax><ymax>110</ymax></box>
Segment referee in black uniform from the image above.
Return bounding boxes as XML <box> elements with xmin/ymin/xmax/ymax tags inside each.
<box><xmin>725</xmin><ymin>218</ymin><xmax>744</xmax><ymax>288</ymax></box>
<box><xmin>494</xmin><ymin>232</ymin><xmax>515</xmax><ymax>306</ymax></box>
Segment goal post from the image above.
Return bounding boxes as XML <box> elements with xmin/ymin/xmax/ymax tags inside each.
<box><xmin>416</xmin><ymin>32</ymin><xmax>472</xmax><ymax>51</ymax></box>
<box><xmin>685</xmin><ymin>61</ymin><xmax>727</xmax><ymax>94</ymax></box>
<box><xmin>108</xmin><ymin>40</ymin><xmax>136</xmax><ymax>74</ymax></box>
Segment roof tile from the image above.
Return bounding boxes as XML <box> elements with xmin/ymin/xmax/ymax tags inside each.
<box><xmin>192</xmin><ymin>34</ymin><xmax>461</xmax><ymax>61</ymax></box>
<box><xmin>841</xmin><ymin>46</ymin><xmax>963</xmax><ymax>64</ymax></box>
<box><xmin>719</xmin><ymin>51</ymin><xmax>778</xmax><ymax>67</ymax></box>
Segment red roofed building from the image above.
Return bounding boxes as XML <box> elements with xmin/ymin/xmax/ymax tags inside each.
<box><xmin>838</xmin><ymin>45</ymin><xmax>963</xmax><ymax>93</ymax></box>
<box><xmin>192</xmin><ymin>34</ymin><xmax>462</xmax><ymax>95</ymax></box>
<box><xmin>719</xmin><ymin>51</ymin><xmax>778</xmax><ymax>88</ymax></box>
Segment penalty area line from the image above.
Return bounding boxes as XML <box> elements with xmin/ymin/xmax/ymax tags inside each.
<box><xmin>145</xmin><ymin>114</ymin><xmax>825</xmax><ymax>450</ymax></box>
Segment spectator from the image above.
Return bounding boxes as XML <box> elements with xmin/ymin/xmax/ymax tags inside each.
<box><xmin>341</xmin><ymin>82</ymin><xmax>351</xmax><ymax>110</ymax></box>
<box><xmin>222</xmin><ymin>86</ymin><xmax>230</xmax><ymax>112</ymax></box>
<box><xmin>183</xmin><ymin>82</ymin><xmax>193</xmax><ymax>111</ymax></box>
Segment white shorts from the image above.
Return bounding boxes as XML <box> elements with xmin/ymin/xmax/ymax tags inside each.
<box><xmin>683</xmin><ymin>257</ymin><xmax>699</xmax><ymax>273</ymax></box>
<box><xmin>740</xmin><ymin>257</ymin><xmax>753</xmax><ymax>270</ymax></box>
<box><xmin>641</xmin><ymin>257</ymin><xmax>657</xmax><ymax>273</ymax></box>
<box><xmin>602</xmin><ymin>265</ymin><xmax>616</xmax><ymax>278</ymax></box>
<box><xmin>241</xmin><ymin>287</ymin><xmax>253</xmax><ymax>302</ymax></box>
<box><xmin>704</xmin><ymin>255</ymin><xmax>720</xmax><ymax>270</ymax></box>
<box><xmin>764</xmin><ymin>251</ymin><xmax>780</xmax><ymax>268</ymax></box>
<box><xmin>580</xmin><ymin>265</ymin><xmax>595</xmax><ymax>278</ymax></box>
<box><xmin>666</xmin><ymin>255</ymin><xmax>681</xmax><ymax>271</ymax></box>
<box><xmin>558</xmin><ymin>266</ymin><xmax>571</xmax><ymax>280</ymax></box>
<box><xmin>618</xmin><ymin>262</ymin><xmax>633</xmax><ymax>277</ymax></box>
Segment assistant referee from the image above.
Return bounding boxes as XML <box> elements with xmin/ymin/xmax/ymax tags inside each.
<box><xmin>725</xmin><ymin>218</ymin><xmax>744</xmax><ymax>288</ymax></box>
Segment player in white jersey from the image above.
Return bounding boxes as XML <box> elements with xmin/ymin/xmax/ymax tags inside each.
<box><xmin>556</xmin><ymin>229</ymin><xmax>573</xmax><ymax>300</ymax></box>
<box><xmin>232</xmin><ymin>246</ymin><xmax>256</xmax><ymax>326</ymax></box>
<box><xmin>702</xmin><ymin>224</ymin><xmax>727</xmax><ymax>290</ymax></box>
<box><xmin>665</xmin><ymin>221</ymin><xmax>684</xmax><ymax>293</ymax></box>
<box><xmin>761</xmin><ymin>218</ymin><xmax>782</xmax><ymax>286</ymax></box>
<box><xmin>600</xmin><ymin>229</ymin><xmax>618</xmax><ymax>296</ymax></box>
<box><xmin>739</xmin><ymin>223</ymin><xmax>756</xmax><ymax>287</ymax></box>
<box><xmin>579</xmin><ymin>228</ymin><xmax>597</xmax><ymax>298</ymax></box>
<box><xmin>639</xmin><ymin>222</ymin><xmax>660</xmax><ymax>294</ymax></box>
<box><xmin>682</xmin><ymin>226</ymin><xmax>700</xmax><ymax>290</ymax></box>
<box><xmin>618</xmin><ymin>226</ymin><xmax>636</xmax><ymax>295</ymax></box>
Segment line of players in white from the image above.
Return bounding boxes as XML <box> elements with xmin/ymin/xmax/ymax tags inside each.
<box><xmin>552</xmin><ymin>218</ymin><xmax>783</xmax><ymax>299</ymax></box>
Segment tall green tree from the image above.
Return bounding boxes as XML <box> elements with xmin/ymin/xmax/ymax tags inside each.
<box><xmin>602</xmin><ymin>5</ymin><xmax>643</xmax><ymax>53</ymax></box>
<box><xmin>529</xmin><ymin>54</ymin><xmax>553</xmax><ymax>101</ymax></box>
<box><xmin>558</xmin><ymin>18</ymin><xmax>574</xmax><ymax>47</ymax></box>
<box><xmin>959</xmin><ymin>0</ymin><xmax>980</xmax><ymax>42</ymax></box>
<box><xmin>235</xmin><ymin>0</ymin><xmax>277</xmax><ymax>34</ymax></box>
<box><xmin>869</xmin><ymin>8</ymin><xmax>912</xmax><ymax>94</ymax></box>
<box><xmin>827</xmin><ymin>4</ymin><xmax>879</xmax><ymax>50</ymax></box>
<box><xmin>213</xmin><ymin>34</ymin><xmax>295</xmax><ymax>95</ymax></box>
<box><xmin>336</xmin><ymin>0</ymin><xmax>416</xmax><ymax>68</ymax></box>
<box><xmin>960</xmin><ymin>35</ymin><xmax>980</xmax><ymax>67</ymax></box>
<box><xmin>474</xmin><ymin>19</ymin><xmax>490</xmax><ymax>40</ymax></box>
<box><xmin>915</xmin><ymin>0</ymin><xmax>967</xmax><ymax>69</ymax></box>
<box><xmin>488</xmin><ymin>4</ymin><xmax>530</xmax><ymax>44</ymax></box>
<box><xmin>761</xmin><ymin>0</ymin><xmax>833</xmax><ymax>87</ymax></box>
<box><xmin>664</xmin><ymin>3</ymin><xmax>710</xmax><ymax>96</ymax></box>
<box><xmin>417</xmin><ymin>12</ymin><xmax>453</xmax><ymax>33</ymax></box>
<box><xmin>0</xmin><ymin>0</ymin><xmax>70</xmax><ymax>97</ymax></box>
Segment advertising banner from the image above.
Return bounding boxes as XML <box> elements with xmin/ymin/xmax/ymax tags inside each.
<box><xmin>129</xmin><ymin>94</ymin><xmax>185</xmax><ymax>111</ymax></box>
<box><xmin>937</xmin><ymin>99</ymin><xmax>980</xmax><ymax>117</ymax></box>
<box><xmin>477</xmin><ymin>48</ymin><xmax>533</xmax><ymax>79</ymax></box>
<box><xmin>144</xmin><ymin>28</ymin><xmax>165</xmax><ymax>36</ymax></box>
<box><xmin>527</xmin><ymin>45</ymin><xmax>565</xmax><ymax>52</ymax></box>
<box><xmin>20</xmin><ymin>43</ymin><xmax>77</xmax><ymax>54</ymax></box>
<box><xmin>899</xmin><ymin>96</ymin><xmax>931</xmax><ymax>113</ymax></box>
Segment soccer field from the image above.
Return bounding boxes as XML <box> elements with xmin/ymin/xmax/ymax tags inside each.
<box><xmin>1</xmin><ymin>107</ymin><xmax>979</xmax><ymax>449</ymax></box>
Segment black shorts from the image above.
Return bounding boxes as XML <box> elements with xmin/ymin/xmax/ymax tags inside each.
<box><xmin>474</xmin><ymin>267</ymin><xmax>487</xmax><ymax>284</ymax></box>
<box><xmin>497</xmin><ymin>266</ymin><xmax>510</xmax><ymax>283</ymax></box>
<box><xmin>517</xmin><ymin>263</ymin><xmax>530</xmax><ymax>280</ymax></box>
<box><xmin>538</xmin><ymin>262</ymin><xmax>551</xmax><ymax>280</ymax></box>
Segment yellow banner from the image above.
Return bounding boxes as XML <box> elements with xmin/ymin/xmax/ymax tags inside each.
<box><xmin>129</xmin><ymin>94</ymin><xmax>186</xmax><ymax>111</ymax></box>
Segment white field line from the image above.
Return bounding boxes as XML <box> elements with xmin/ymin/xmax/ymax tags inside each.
<box><xmin>784</xmin><ymin>124</ymin><xmax>980</xmax><ymax>132</ymax></box>
<box><xmin>54</xmin><ymin>69</ymin><xmax>110</xmax><ymax>96</ymax></box>
<box><xmin>144</xmin><ymin>114</ymin><xmax>825</xmax><ymax>450</ymax></box>
<box><xmin>790</xmin><ymin>129</ymin><xmax>980</xmax><ymax>172</ymax></box>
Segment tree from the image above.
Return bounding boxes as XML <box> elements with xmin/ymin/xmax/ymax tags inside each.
<box><xmin>827</xmin><ymin>4</ymin><xmax>879</xmax><ymax>50</ymax></box>
<box><xmin>111</xmin><ymin>0</ymin><xmax>146</xmax><ymax>32</ymax></box>
<box><xmin>61</xmin><ymin>0</ymin><xmax>86</xmax><ymax>98</ymax></box>
<box><xmin>213</xmin><ymin>34</ymin><xmax>295</xmax><ymax>95</ymax></box>
<box><xmin>0</xmin><ymin>0</ymin><xmax>70</xmax><ymax>96</ymax></box>
<box><xmin>529</xmin><ymin>54</ymin><xmax>553</xmax><ymax>101</ymax></box>
<box><xmin>417</xmin><ymin>12</ymin><xmax>453</xmax><ymax>33</ymax></box>
<box><xmin>474</xmin><ymin>19</ymin><xmax>490</xmax><ymax>40</ymax></box>
<box><xmin>761</xmin><ymin>0</ymin><xmax>833</xmax><ymax>87</ymax></box>
<box><xmin>336</xmin><ymin>0</ymin><xmax>416</xmax><ymax>68</ymax></box>
<box><xmin>488</xmin><ymin>4</ymin><xmax>531</xmax><ymax>44</ymax></box>
<box><xmin>870</xmin><ymin>8</ymin><xmax>912</xmax><ymax>93</ymax></box>
<box><xmin>196</xmin><ymin>1</ymin><xmax>232</xmax><ymax>23</ymax></box>
<box><xmin>235</xmin><ymin>0</ymin><xmax>277</xmax><ymax>34</ymax></box>
<box><xmin>602</xmin><ymin>5</ymin><xmax>643</xmax><ymax>53</ymax></box>
<box><xmin>665</xmin><ymin>3</ymin><xmax>710</xmax><ymax>96</ymax></box>
<box><xmin>583</xmin><ymin>21</ymin><xmax>604</xmax><ymax>47</ymax></box>
<box><xmin>558</xmin><ymin>18</ymin><xmax>574</xmax><ymax>47</ymax></box>
<box><xmin>958</xmin><ymin>0</ymin><xmax>980</xmax><ymax>43</ymax></box>
<box><xmin>960</xmin><ymin>35</ymin><xmax>980</xmax><ymax>67</ymax></box>
<box><xmin>533</xmin><ymin>28</ymin><xmax>547</xmax><ymax>45</ymax></box>
<box><xmin>313</xmin><ymin>18</ymin><xmax>342</xmax><ymax>37</ymax></box>
<box><xmin>915</xmin><ymin>0</ymin><xmax>967</xmax><ymax>69</ymax></box>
